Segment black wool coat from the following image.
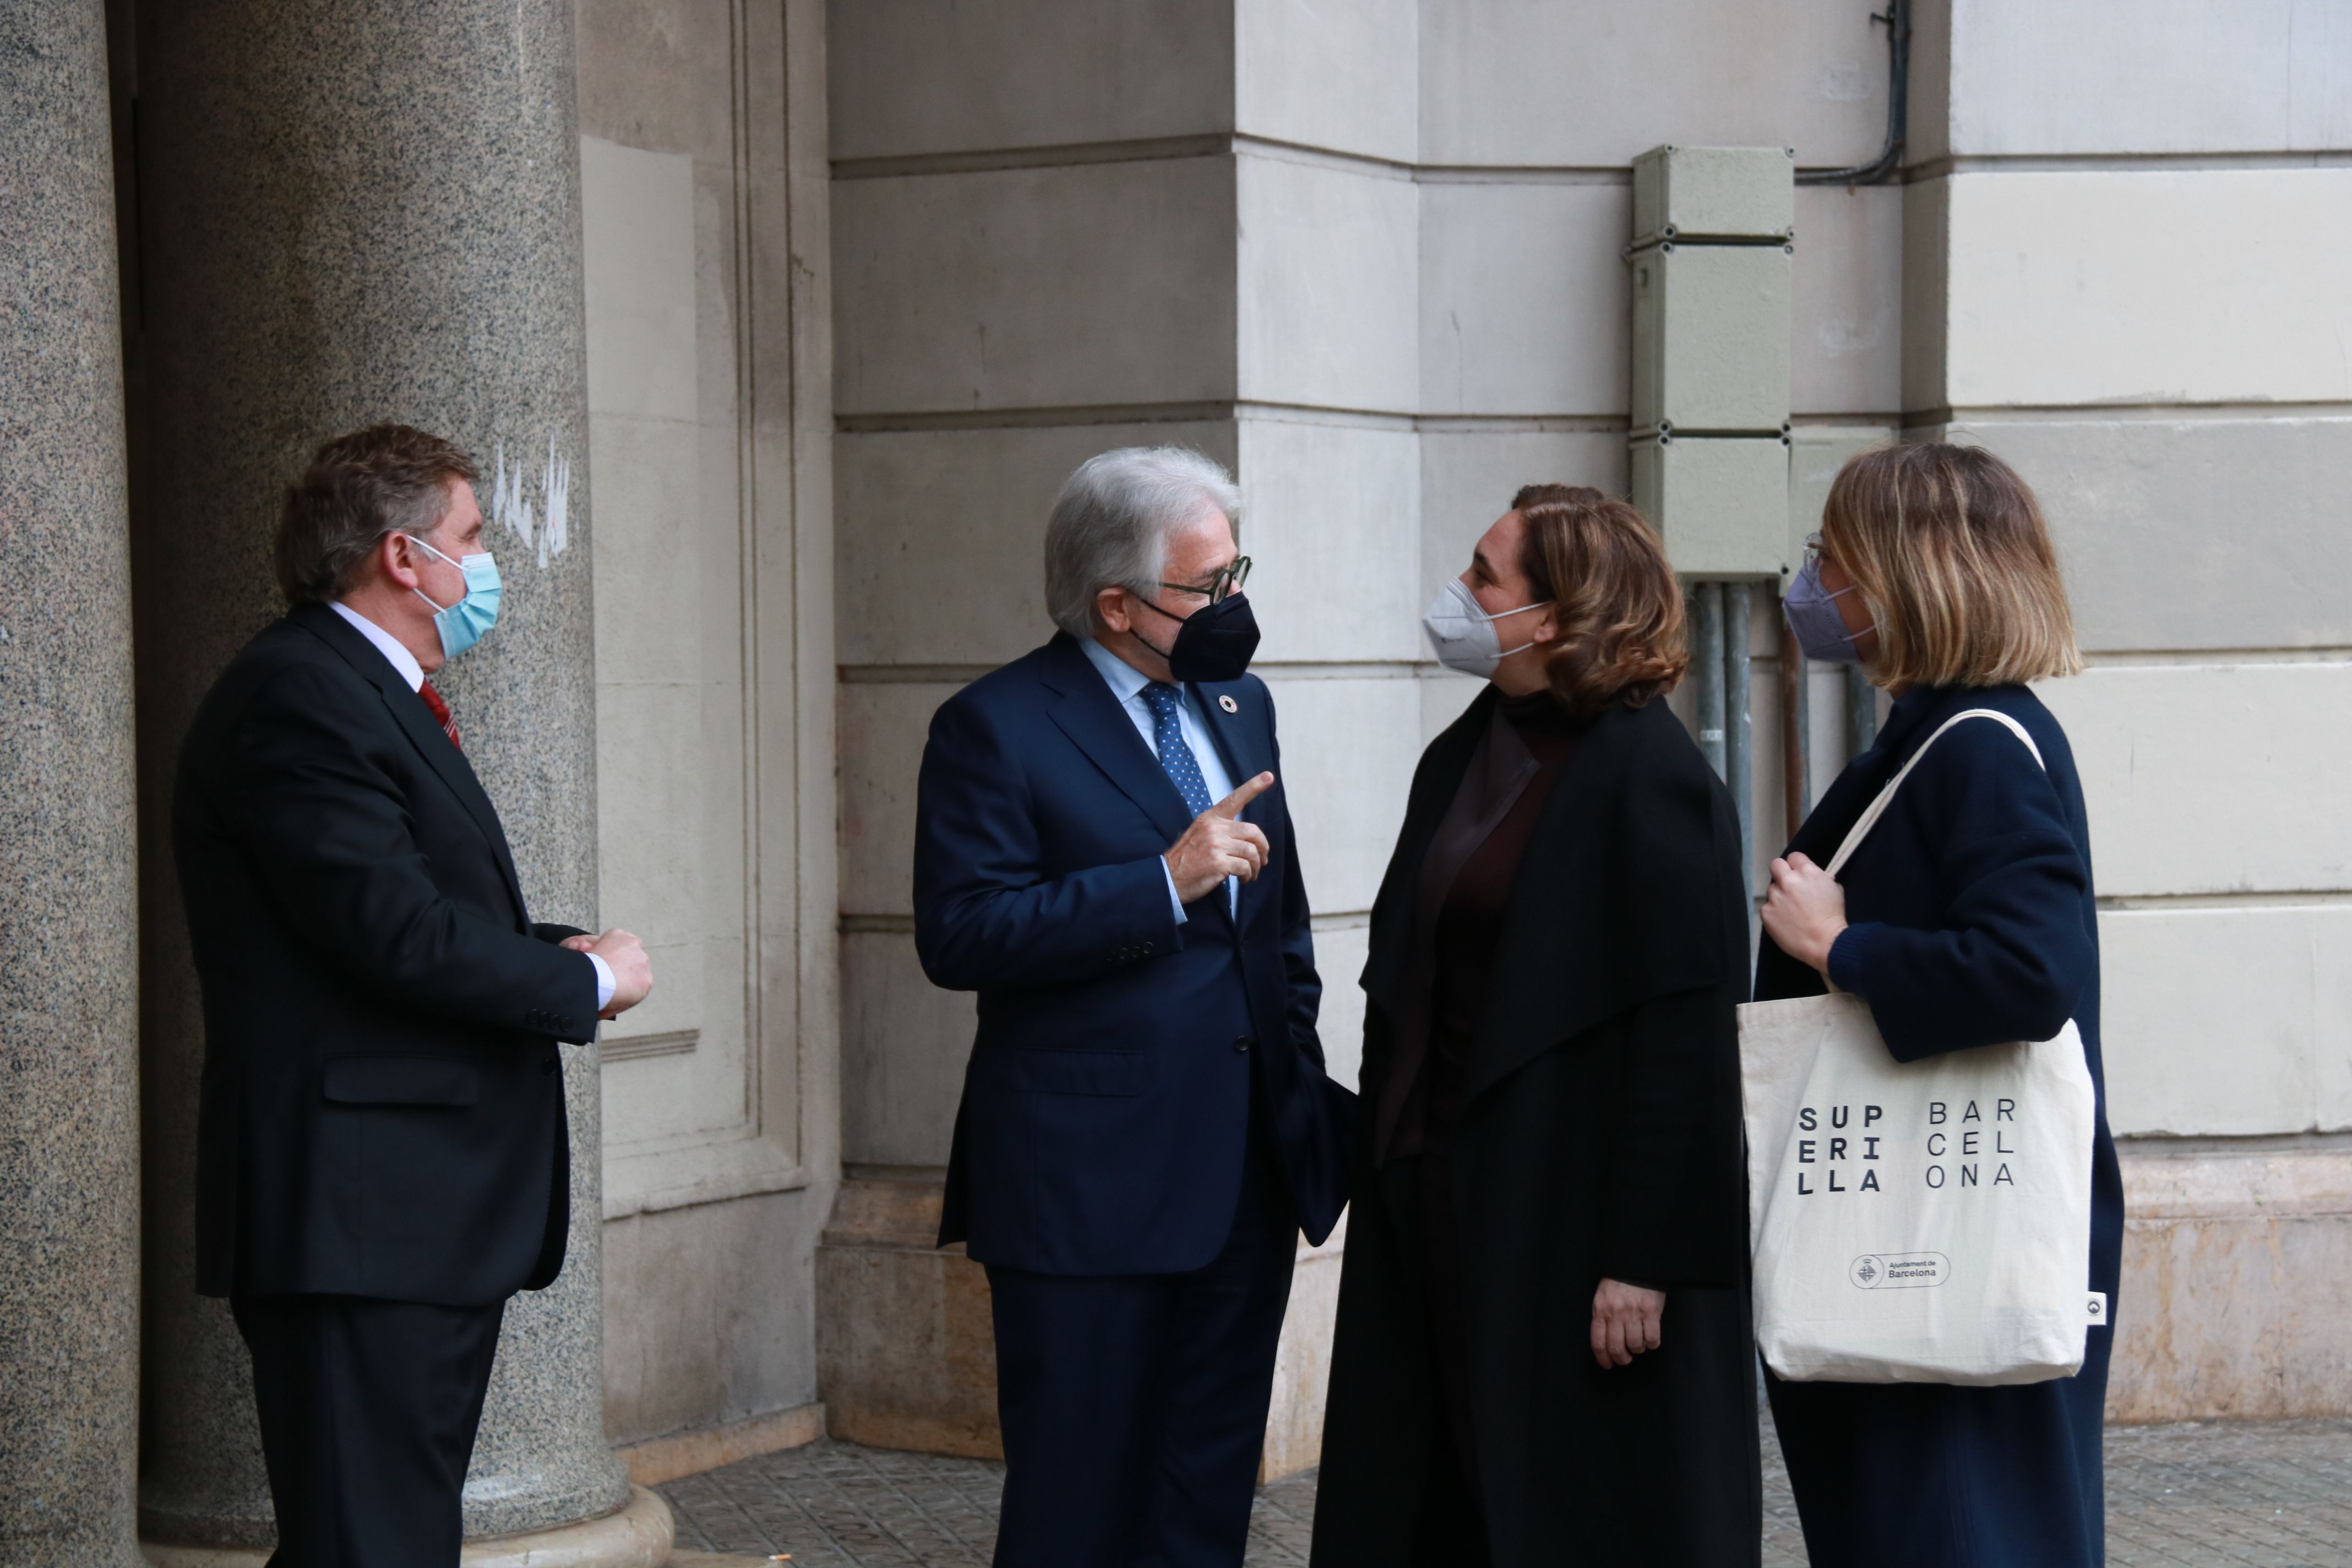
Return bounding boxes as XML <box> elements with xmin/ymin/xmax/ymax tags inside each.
<box><xmin>1312</xmin><ymin>690</ymin><xmax>1762</xmax><ymax>1567</ymax></box>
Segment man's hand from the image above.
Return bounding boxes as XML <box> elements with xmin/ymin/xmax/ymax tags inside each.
<box><xmin>1164</xmin><ymin>772</ymin><xmax>1276</xmax><ymax>905</ymax></box>
<box><xmin>1591</xmin><ymin>1278</ymin><xmax>1665</xmax><ymax>1368</ymax></box>
<box><xmin>1760</xmin><ymin>851</ymin><xmax>1848</xmax><ymax>977</ymax></box>
<box><xmin>563</xmin><ymin>927</ymin><xmax>652</xmax><ymax>1020</ymax></box>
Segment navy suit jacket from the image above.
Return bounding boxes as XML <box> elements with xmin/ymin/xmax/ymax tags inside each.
<box><xmin>915</xmin><ymin>632</ymin><xmax>1353</xmax><ymax>1275</ymax></box>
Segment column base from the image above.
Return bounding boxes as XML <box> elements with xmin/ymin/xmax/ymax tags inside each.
<box><xmin>142</xmin><ymin>1485</ymin><xmax>674</xmax><ymax>1568</ymax></box>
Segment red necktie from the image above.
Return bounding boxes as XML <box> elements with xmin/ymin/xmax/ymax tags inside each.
<box><xmin>418</xmin><ymin>680</ymin><xmax>462</xmax><ymax>750</ymax></box>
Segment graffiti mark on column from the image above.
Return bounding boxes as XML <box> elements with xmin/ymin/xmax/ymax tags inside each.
<box><xmin>487</xmin><ymin>440</ymin><xmax>573</xmax><ymax>568</ymax></box>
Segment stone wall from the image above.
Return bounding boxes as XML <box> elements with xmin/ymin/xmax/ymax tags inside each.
<box><xmin>817</xmin><ymin>0</ymin><xmax>2352</xmax><ymax>1460</ymax></box>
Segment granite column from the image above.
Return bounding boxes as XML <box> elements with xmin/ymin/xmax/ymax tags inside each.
<box><xmin>128</xmin><ymin>0</ymin><xmax>639</xmax><ymax>1550</ymax></box>
<box><xmin>0</xmin><ymin>3</ymin><xmax>144</xmax><ymax>1565</ymax></box>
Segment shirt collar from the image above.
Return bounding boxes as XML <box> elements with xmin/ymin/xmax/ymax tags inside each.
<box><xmin>329</xmin><ymin>600</ymin><xmax>426</xmax><ymax>692</ymax></box>
<box><xmin>1079</xmin><ymin>634</ymin><xmax>1163</xmax><ymax>708</ymax></box>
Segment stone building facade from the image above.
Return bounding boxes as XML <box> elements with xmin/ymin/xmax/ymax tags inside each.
<box><xmin>2</xmin><ymin>1</ymin><xmax>2346</xmax><ymax>1561</ymax></box>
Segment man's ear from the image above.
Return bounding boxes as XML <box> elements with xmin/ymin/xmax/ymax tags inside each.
<box><xmin>1095</xmin><ymin>585</ymin><xmax>1132</xmax><ymax>635</ymax></box>
<box><xmin>377</xmin><ymin>530</ymin><xmax>423</xmax><ymax>592</ymax></box>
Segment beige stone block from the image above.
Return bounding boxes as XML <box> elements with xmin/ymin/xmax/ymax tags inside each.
<box><xmin>1235</xmin><ymin>417</ymin><xmax>1423</xmax><ymax>665</ymax></box>
<box><xmin>834</xmin><ymin>421</ymin><xmax>1237</xmax><ymax>670</ymax></box>
<box><xmin>1237</xmin><ymin>155</ymin><xmax>1418</xmax><ymax>412</ymax></box>
<box><xmin>1236</xmin><ymin>0</ymin><xmax>1417</xmax><ymax>164</ymax></box>
<box><xmin>576</xmin><ymin>0</ymin><xmax>737</xmax><ymax>158</ymax></box>
<box><xmin>603</xmin><ymin>1189</ymin><xmax>826</xmax><ymax>1447</ymax></box>
<box><xmin>582</xmin><ymin>136</ymin><xmax>700</xmax><ymax>423</ymax></box>
<box><xmin>839</xmin><ymin>681</ymin><xmax>955</xmax><ymax>918</ymax></box>
<box><xmin>1312</xmin><ymin>922</ymin><xmax>1371</xmax><ymax>1094</ymax></box>
<box><xmin>2109</xmin><ymin>1145</ymin><xmax>2352</xmax><ymax>1422</ymax></box>
<box><xmin>2037</xmin><ymin>662</ymin><xmax>2352</xmax><ymax>898</ymax></box>
<box><xmin>1930</xmin><ymin>415</ymin><xmax>2352</xmax><ymax>653</ymax></box>
<box><xmin>841</xmin><ymin>929</ymin><xmax>977</xmax><ymax>1169</ymax></box>
<box><xmin>1256</xmin><ymin>677</ymin><xmax>1422</xmax><ymax>917</ymax></box>
<box><xmin>1263</xmin><ymin>1215</ymin><xmax>1347</xmax><ymax>1480</ymax></box>
<box><xmin>1420</xmin><ymin>669</ymin><xmax>1484</xmax><ymax>747</ymax></box>
<box><xmin>1791</xmin><ymin>184</ymin><xmax>1901</xmax><ymax>417</ymax></box>
<box><xmin>2097</xmin><ymin>905</ymin><xmax>2352</xmax><ymax>1137</ymax></box>
<box><xmin>586</xmin><ymin>411</ymin><xmax>705</xmax><ymax>682</ymax></box>
<box><xmin>827</xmin><ymin>0</ymin><xmax>1233</xmax><ymax>161</ymax></box>
<box><xmin>1948</xmin><ymin>0</ymin><xmax>2352</xmax><ymax>157</ymax></box>
<box><xmin>1418</xmin><ymin>182</ymin><xmax>1629</xmax><ymax>417</ymax></box>
<box><xmin>1943</xmin><ymin>170</ymin><xmax>2352</xmax><ymax>410</ymax></box>
<box><xmin>1417</xmin><ymin>430</ymin><xmax>1629</xmax><ymax>603</ymax></box>
<box><xmin>816</xmin><ymin>1177</ymin><xmax>1005</xmax><ymax>1458</ymax></box>
<box><xmin>1419</xmin><ymin>0</ymin><xmax>1889</xmax><ymax>168</ymax></box>
<box><xmin>832</xmin><ymin>158</ymin><xmax>1238</xmax><ymax>415</ymax></box>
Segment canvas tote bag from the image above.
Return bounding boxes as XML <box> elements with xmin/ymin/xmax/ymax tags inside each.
<box><xmin>1740</xmin><ymin>709</ymin><xmax>2101</xmax><ymax>1385</ymax></box>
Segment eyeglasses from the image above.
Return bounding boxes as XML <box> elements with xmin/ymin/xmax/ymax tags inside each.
<box><xmin>1156</xmin><ymin>556</ymin><xmax>1252</xmax><ymax>605</ymax></box>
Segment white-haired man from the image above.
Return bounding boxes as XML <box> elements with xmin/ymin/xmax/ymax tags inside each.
<box><xmin>914</xmin><ymin>447</ymin><xmax>1352</xmax><ymax>1565</ymax></box>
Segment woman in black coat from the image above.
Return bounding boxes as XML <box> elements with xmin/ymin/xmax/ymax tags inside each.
<box><xmin>1758</xmin><ymin>443</ymin><xmax>2120</xmax><ymax>1568</ymax></box>
<box><xmin>1311</xmin><ymin>487</ymin><xmax>1760</xmax><ymax>1567</ymax></box>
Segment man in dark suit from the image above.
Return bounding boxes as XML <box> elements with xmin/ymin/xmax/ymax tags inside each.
<box><xmin>914</xmin><ymin>447</ymin><xmax>1351</xmax><ymax>1566</ymax></box>
<box><xmin>173</xmin><ymin>424</ymin><xmax>653</xmax><ymax>1567</ymax></box>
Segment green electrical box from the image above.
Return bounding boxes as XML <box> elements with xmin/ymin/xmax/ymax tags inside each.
<box><xmin>1630</xmin><ymin>242</ymin><xmax>1793</xmax><ymax>435</ymax></box>
<box><xmin>1630</xmin><ymin>145</ymin><xmax>1796</xmax><ymax>246</ymax></box>
<box><xmin>1626</xmin><ymin>144</ymin><xmax>1795</xmax><ymax>579</ymax></box>
<box><xmin>1629</xmin><ymin>432</ymin><xmax>1792</xmax><ymax>580</ymax></box>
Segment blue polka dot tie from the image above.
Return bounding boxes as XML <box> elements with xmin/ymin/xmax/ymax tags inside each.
<box><xmin>1140</xmin><ymin>682</ymin><xmax>1213</xmax><ymax>817</ymax></box>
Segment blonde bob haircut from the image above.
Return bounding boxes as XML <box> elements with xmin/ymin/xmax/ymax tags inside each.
<box><xmin>1822</xmin><ymin>443</ymin><xmax>2083</xmax><ymax>689</ymax></box>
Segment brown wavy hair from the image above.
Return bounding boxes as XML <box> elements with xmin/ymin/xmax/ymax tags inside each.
<box><xmin>275</xmin><ymin>424</ymin><xmax>480</xmax><ymax>606</ymax></box>
<box><xmin>1821</xmin><ymin>444</ymin><xmax>2082</xmax><ymax>689</ymax></box>
<box><xmin>1510</xmin><ymin>486</ymin><xmax>1689</xmax><ymax>718</ymax></box>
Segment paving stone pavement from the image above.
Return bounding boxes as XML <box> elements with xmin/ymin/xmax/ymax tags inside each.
<box><xmin>661</xmin><ymin>1416</ymin><xmax>2352</xmax><ymax>1566</ymax></box>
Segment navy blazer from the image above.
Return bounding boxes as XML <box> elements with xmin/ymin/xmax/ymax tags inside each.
<box><xmin>1757</xmin><ymin>682</ymin><xmax>2122</xmax><ymax>1568</ymax></box>
<box><xmin>174</xmin><ymin>602</ymin><xmax>600</xmax><ymax>1305</ymax></box>
<box><xmin>915</xmin><ymin>632</ymin><xmax>1352</xmax><ymax>1275</ymax></box>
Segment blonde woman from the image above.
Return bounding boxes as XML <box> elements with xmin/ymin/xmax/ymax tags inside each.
<box><xmin>1759</xmin><ymin>444</ymin><xmax>2119</xmax><ymax>1568</ymax></box>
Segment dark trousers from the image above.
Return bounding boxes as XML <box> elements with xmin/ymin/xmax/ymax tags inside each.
<box><xmin>984</xmin><ymin>1136</ymin><xmax>1297</xmax><ymax>1567</ymax></box>
<box><xmin>232</xmin><ymin>1293</ymin><xmax>507</xmax><ymax>1568</ymax></box>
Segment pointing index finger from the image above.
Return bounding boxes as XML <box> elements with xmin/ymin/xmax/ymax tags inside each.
<box><xmin>1210</xmin><ymin>772</ymin><xmax>1276</xmax><ymax>819</ymax></box>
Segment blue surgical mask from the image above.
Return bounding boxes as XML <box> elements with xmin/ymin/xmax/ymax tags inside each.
<box><xmin>406</xmin><ymin>535</ymin><xmax>503</xmax><ymax>661</ymax></box>
<box><xmin>1782</xmin><ymin>557</ymin><xmax>1874</xmax><ymax>665</ymax></box>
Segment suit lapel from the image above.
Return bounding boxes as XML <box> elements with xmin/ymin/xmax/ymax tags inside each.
<box><xmin>1189</xmin><ymin>679</ymin><xmax>1265</xmax><ymax>806</ymax></box>
<box><xmin>1038</xmin><ymin>634</ymin><xmax>1195</xmax><ymax>846</ymax></box>
<box><xmin>290</xmin><ymin>605</ymin><xmax>531</xmax><ymax>921</ymax></box>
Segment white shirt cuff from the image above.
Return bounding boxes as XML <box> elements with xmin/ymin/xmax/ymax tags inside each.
<box><xmin>1161</xmin><ymin>857</ymin><xmax>1189</xmax><ymax>925</ymax></box>
<box><xmin>586</xmin><ymin>951</ymin><xmax>616</xmax><ymax>1011</ymax></box>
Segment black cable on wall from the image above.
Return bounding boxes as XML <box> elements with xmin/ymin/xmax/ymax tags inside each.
<box><xmin>1798</xmin><ymin>0</ymin><xmax>1912</xmax><ymax>187</ymax></box>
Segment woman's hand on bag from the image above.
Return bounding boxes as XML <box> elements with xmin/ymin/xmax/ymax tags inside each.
<box><xmin>1762</xmin><ymin>852</ymin><xmax>1848</xmax><ymax>977</ymax></box>
<box><xmin>1590</xmin><ymin>1279</ymin><xmax>1665</xmax><ymax>1368</ymax></box>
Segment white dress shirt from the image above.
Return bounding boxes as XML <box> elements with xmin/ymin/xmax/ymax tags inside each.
<box><xmin>330</xmin><ymin>600</ymin><xmax>614</xmax><ymax>1012</ymax></box>
<box><xmin>1079</xmin><ymin>636</ymin><xmax>1239</xmax><ymax>921</ymax></box>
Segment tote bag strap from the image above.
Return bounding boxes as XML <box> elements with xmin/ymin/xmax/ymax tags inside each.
<box><xmin>1824</xmin><ymin>707</ymin><xmax>2048</xmax><ymax>878</ymax></box>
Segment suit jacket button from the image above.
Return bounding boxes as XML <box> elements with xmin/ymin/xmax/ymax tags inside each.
<box><xmin>1234</xmin><ymin>1036</ymin><xmax>1253</xmax><ymax>1053</ymax></box>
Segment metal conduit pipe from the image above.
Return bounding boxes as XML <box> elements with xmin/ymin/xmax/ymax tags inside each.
<box><xmin>1691</xmin><ymin>581</ymin><xmax>1727</xmax><ymax>781</ymax></box>
<box><xmin>1779</xmin><ymin>619</ymin><xmax>1810</xmax><ymax>842</ymax></box>
<box><xmin>1723</xmin><ymin>581</ymin><xmax>1755</xmax><ymax>896</ymax></box>
<box><xmin>1847</xmin><ymin>662</ymin><xmax>1880</xmax><ymax>756</ymax></box>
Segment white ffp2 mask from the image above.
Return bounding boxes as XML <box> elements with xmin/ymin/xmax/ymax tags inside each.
<box><xmin>1420</xmin><ymin>576</ymin><xmax>1550</xmax><ymax>679</ymax></box>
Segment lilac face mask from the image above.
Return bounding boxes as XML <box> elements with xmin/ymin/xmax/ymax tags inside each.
<box><xmin>1783</xmin><ymin>557</ymin><xmax>1875</xmax><ymax>665</ymax></box>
